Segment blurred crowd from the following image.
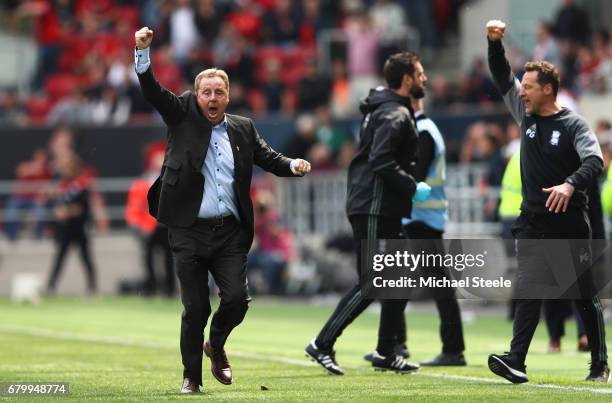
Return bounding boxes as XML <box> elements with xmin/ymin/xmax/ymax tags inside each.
<box><xmin>0</xmin><ymin>0</ymin><xmax>465</xmax><ymax>126</ymax></box>
<box><xmin>429</xmin><ymin>0</ymin><xmax>611</xmax><ymax>112</ymax></box>
<box><xmin>0</xmin><ymin>0</ymin><xmax>607</xmax><ymax>127</ymax></box>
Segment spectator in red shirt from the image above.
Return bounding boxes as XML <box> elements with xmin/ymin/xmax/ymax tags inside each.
<box><xmin>224</xmin><ymin>1</ymin><xmax>262</xmax><ymax>41</ymax></box>
<box><xmin>4</xmin><ymin>149</ymin><xmax>52</xmax><ymax>241</ymax></box>
<box><xmin>46</xmin><ymin>152</ymin><xmax>98</xmax><ymax>295</ymax></box>
<box><xmin>125</xmin><ymin>144</ymin><xmax>174</xmax><ymax>296</ymax></box>
<box><xmin>16</xmin><ymin>0</ymin><xmax>73</xmax><ymax>88</ymax></box>
<box><xmin>248</xmin><ymin>190</ymin><xmax>295</xmax><ymax>294</ymax></box>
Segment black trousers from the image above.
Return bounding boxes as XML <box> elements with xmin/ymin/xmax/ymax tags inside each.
<box><xmin>510</xmin><ymin>210</ymin><xmax>607</xmax><ymax>364</ymax></box>
<box><xmin>169</xmin><ymin>216</ymin><xmax>251</xmax><ymax>385</ymax></box>
<box><xmin>315</xmin><ymin>215</ymin><xmax>407</xmax><ymax>356</ymax></box>
<box><xmin>381</xmin><ymin>221</ymin><xmax>465</xmax><ymax>354</ymax></box>
<box><xmin>142</xmin><ymin>225</ymin><xmax>174</xmax><ymax>296</ymax></box>
<box><xmin>47</xmin><ymin>222</ymin><xmax>96</xmax><ymax>293</ymax></box>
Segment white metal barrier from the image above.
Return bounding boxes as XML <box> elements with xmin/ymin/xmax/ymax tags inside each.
<box><xmin>276</xmin><ymin>164</ymin><xmax>503</xmax><ymax>238</ymax></box>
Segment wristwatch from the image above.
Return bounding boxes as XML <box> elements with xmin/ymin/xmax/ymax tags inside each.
<box><xmin>565</xmin><ymin>177</ymin><xmax>577</xmax><ymax>187</ymax></box>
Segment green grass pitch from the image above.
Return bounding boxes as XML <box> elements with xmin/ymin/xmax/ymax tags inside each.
<box><xmin>0</xmin><ymin>297</ymin><xmax>611</xmax><ymax>402</ymax></box>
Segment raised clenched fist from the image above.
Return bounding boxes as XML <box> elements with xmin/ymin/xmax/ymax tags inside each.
<box><xmin>135</xmin><ymin>27</ymin><xmax>154</xmax><ymax>49</ymax></box>
<box><xmin>290</xmin><ymin>159</ymin><xmax>311</xmax><ymax>176</ymax></box>
<box><xmin>486</xmin><ymin>20</ymin><xmax>506</xmax><ymax>41</ymax></box>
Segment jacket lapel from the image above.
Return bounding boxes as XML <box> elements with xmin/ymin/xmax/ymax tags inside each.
<box><xmin>188</xmin><ymin>96</ymin><xmax>212</xmax><ymax>171</ymax></box>
<box><xmin>225</xmin><ymin>114</ymin><xmax>241</xmax><ymax>168</ymax></box>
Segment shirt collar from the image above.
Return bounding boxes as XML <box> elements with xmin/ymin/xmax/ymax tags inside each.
<box><xmin>213</xmin><ymin>115</ymin><xmax>228</xmax><ymax>129</ymax></box>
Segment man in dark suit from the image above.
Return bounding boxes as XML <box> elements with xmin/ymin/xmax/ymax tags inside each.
<box><xmin>134</xmin><ymin>27</ymin><xmax>311</xmax><ymax>394</ymax></box>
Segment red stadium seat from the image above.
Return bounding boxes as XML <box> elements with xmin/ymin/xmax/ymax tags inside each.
<box><xmin>254</xmin><ymin>46</ymin><xmax>317</xmax><ymax>85</ymax></box>
<box><xmin>44</xmin><ymin>73</ymin><xmax>80</xmax><ymax>101</ymax></box>
<box><xmin>254</xmin><ymin>46</ymin><xmax>285</xmax><ymax>63</ymax></box>
<box><xmin>285</xmin><ymin>46</ymin><xmax>316</xmax><ymax>68</ymax></box>
<box><xmin>253</xmin><ymin>46</ymin><xmax>285</xmax><ymax>83</ymax></box>
<box><xmin>59</xmin><ymin>36</ymin><xmax>91</xmax><ymax>70</ymax></box>
<box><xmin>57</xmin><ymin>51</ymin><xmax>76</xmax><ymax>73</ymax></box>
<box><xmin>94</xmin><ymin>32</ymin><xmax>124</xmax><ymax>61</ymax></box>
<box><xmin>112</xmin><ymin>6</ymin><xmax>140</xmax><ymax>30</ymax></box>
<box><xmin>281</xmin><ymin>67</ymin><xmax>305</xmax><ymax>87</ymax></box>
<box><xmin>246</xmin><ymin>89</ymin><xmax>267</xmax><ymax>115</ymax></box>
<box><xmin>75</xmin><ymin>0</ymin><xmax>114</xmax><ymax>16</ymax></box>
<box><xmin>225</xmin><ymin>10</ymin><xmax>262</xmax><ymax>40</ymax></box>
<box><xmin>283</xmin><ymin>87</ymin><xmax>297</xmax><ymax>113</ymax></box>
<box><xmin>26</xmin><ymin>95</ymin><xmax>53</xmax><ymax>124</ymax></box>
<box><xmin>155</xmin><ymin>63</ymin><xmax>183</xmax><ymax>95</ymax></box>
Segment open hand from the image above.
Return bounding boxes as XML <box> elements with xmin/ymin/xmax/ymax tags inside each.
<box><xmin>542</xmin><ymin>183</ymin><xmax>574</xmax><ymax>213</ymax></box>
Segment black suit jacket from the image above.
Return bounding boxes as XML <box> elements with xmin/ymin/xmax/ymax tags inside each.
<box><xmin>137</xmin><ymin>67</ymin><xmax>296</xmax><ymax>247</ymax></box>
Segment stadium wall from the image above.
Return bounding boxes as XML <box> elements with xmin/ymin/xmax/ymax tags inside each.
<box><xmin>0</xmin><ymin>112</ymin><xmax>510</xmax><ymax>181</ymax></box>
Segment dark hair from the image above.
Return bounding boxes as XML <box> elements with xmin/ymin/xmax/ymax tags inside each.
<box><xmin>383</xmin><ymin>52</ymin><xmax>421</xmax><ymax>90</ymax></box>
<box><xmin>597</xmin><ymin>119</ymin><xmax>612</xmax><ymax>131</ymax></box>
<box><xmin>484</xmin><ymin>130</ymin><xmax>501</xmax><ymax>149</ymax></box>
<box><xmin>524</xmin><ymin>60</ymin><xmax>560</xmax><ymax>96</ymax></box>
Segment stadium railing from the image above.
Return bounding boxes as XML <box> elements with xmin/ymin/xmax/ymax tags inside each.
<box><xmin>276</xmin><ymin>163</ymin><xmax>502</xmax><ymax>238</ymax></box>
<box><xmin>0</xmin><ymin>164</ymin><xmax>503</xmax><ymax>239</ymax></box>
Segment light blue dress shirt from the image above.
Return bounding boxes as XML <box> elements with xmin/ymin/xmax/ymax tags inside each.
<box><xmin>198</xmin><ymin>117</ymin><xmax>240</xmax><ymax>219</ymax></box>
<box><xmin>134</xmin><ymin>47</ymin><xmax>150</xmax><ymax>74</ymax></box>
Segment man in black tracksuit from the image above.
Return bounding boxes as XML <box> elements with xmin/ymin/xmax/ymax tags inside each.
<box><xmin>361</xmin><ymin>97</ymin><xmax>467</xmax><ymax>367</ymax></box>
<box><xmin>485</xmin><ymin>20</ymin><xmax>609</xmax><ymax>383</ymax></box>
<box><xmin>305</xmin><ymin>52</ymin><xmax>430</xmax><ymax>374</ymax></box>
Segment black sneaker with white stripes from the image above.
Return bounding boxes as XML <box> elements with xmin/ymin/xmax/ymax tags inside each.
<box><xmin>586</xmin><ymin>360</ymin><xmax>610</xmax><ymax>382</ymax></box>
<box><xmin>370</xmin><ymin>352</ymin><xmax>419</xmax><ymax>373</ymax></box>
<box><xmin>305</xmin><ymin>340</ymin><xmax>344</xmax><ymax>375</ymax></box>
<box><xmin>364</xmin><ymin>344</ymin><xmax>410</xmax><ymax>363</ymax></box>
<box><xmin>488</xmin><ymin>353</ymin><xmax>528</xmax><ymax>384</ymax></box>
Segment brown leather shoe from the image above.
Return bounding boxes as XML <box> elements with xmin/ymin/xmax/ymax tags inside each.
<box><xmin>204</xmin><ymin>341</ymin><xmax>233</xmax><ymax>385</ymax></box>
<box><xmin>578</xmin><ymin>334</ymin><xmax>589</xmax><ymax>352</ymax></box>
<box><xmin>180</xmin><ymin>378</ymin><xmax>200</xmax><ymax>394</ymax></box>
<box><xmin>547</xmin><ymin>338</ymin><xmax>561</xmax><ymax>353</ymax></box>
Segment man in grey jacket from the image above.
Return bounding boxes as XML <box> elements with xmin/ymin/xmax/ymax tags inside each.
<box><xmin>485</xmin><ymin>19</ymin><xmax>608</xmax><ymax>384</ymax></box>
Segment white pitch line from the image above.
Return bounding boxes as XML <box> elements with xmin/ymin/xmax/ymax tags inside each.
<box><xmin>0</xmin><ymin>325</ymin><xmax>316</xmax><ymax>368</ymax></box>
<box><xmin>415</xmin><ymin>373</ymin><xmax>612</xmax><ymax>395</ymax></box>
<box><xmin>2</xmin><ymin>325</ymin><xmax>611</xmax><ymax>394</ymax></box>
<box><xmin>0</xmin><ymin>325</ymin><xmax>170</xmax><ymax>349</ymax></box>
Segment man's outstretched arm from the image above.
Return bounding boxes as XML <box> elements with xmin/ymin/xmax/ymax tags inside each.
<box><xmin>486</xmin><ymin>20</ymin><xmax>525</xmax><ymax>125</ymax></box>
<box><xmin>251</xmin><ymin>119</ymin><xmax>311</xmax><ymax>177</ymax></box>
